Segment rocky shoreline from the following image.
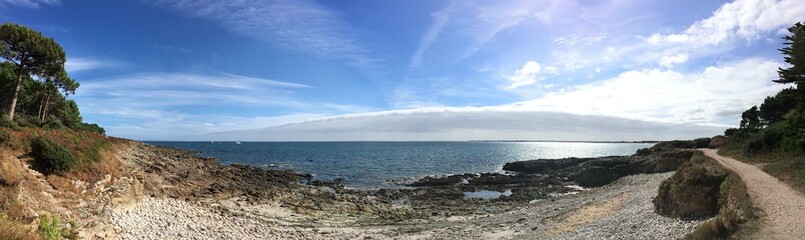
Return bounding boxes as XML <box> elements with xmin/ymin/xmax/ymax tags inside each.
<box><xmin>79</xmin><ymin>140</ymin><xmax>711</xmax><ymax>239</ymax></box>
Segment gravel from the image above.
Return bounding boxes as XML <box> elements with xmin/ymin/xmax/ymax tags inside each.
<box><xmin>108</xmin><ymin>198</ymin><xmax>320</xmax><ymax>240</ymax></box>
<box><xmin>553</xmin><ymin>172</ymin><xmax>704</xmax><ymax>240</ymax></box>
<box><xmin>106</xmin><ymin>172</ymin><xmax>704</xmax><ymax>240</ymax></box>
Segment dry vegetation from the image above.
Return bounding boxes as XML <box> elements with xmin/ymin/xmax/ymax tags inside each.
<box><xmin>0</xmin><ymin>127</ymin><xmax>125</xmax><ymax>239</ymax></box>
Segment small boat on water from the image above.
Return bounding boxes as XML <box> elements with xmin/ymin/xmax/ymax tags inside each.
<box><xmin>235</xmin><ymin>141</ymin><xmax>241</xmax><ymax>144</ymax></box>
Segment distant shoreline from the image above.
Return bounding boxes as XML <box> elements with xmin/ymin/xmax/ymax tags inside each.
<box><xmin>144</xmin><ymin>140</ymin><xmax>660</xmax><ymax>143</ymax></box>
<box><xmin>468</xmin><ymin>140</ymin><xmax>660</xmax><ymax>143</ymax></box>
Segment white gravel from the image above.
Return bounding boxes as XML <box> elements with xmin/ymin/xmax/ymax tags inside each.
<box><xmin>108</xmin><ymin>197</ymin><xmax>319</xmax><ymax>240</ymax></box>
<box><xmin>106</xmin><ymin>172</ymin><xmax>704</xmax><ymax>240</ymax></box>
<box><xmin>553</xmin><ymin>172</ymin><xmax>704</xmax><ymax>239</ymax></box>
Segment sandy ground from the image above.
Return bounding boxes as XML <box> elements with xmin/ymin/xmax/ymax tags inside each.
<box><xmin>701</xmin><ymin>149</ymin><xmax>805</xmax><ymax>239</ymax></box>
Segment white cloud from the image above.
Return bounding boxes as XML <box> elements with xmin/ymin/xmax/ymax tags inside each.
<box><xmin>648</xmin><ymin>0</ymin><xmax>805</xmax><ymax>46</ymax></box>
<box><xmin>0</xmin><ymin>0</ymin><xmax>58</xmax><ymax>8</ymax></box>
<box><xmin>505</xmin><ymin>61</ymin><xmax>543</xmax><ymax>90</ymax></box>
<box><xmin>659</xmin><ymin>54</ymin><xmax>689</xmax><ymax>68</ymax></box>
<box><xmin>198</xmin><ymin>110</ymin><xmax>723</xmax><ymax>141</ymax></box>
<box><xmin>511</xmin><ymin>58</ymin><xmax>785</xmax><ymax>124</ymax></box>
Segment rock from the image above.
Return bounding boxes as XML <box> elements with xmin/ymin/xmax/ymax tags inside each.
<box><xmin>502</xmin><ymin>157</ymin><xmax>593</xmax><ymax>174</ymax></box>
<box><xmin>709</xmin><ymin>135</ymin><xmax>728</xmax><ymax>149</ymax></box>
<box><xmin>653</xmin><ymin>152</ymin><xmax>729</xmax><ymax>220</ymax></box>
<box><xmin>573</xmin><ymin>167</ymin><xmax>621</xmax><ymax>187</ymax></box>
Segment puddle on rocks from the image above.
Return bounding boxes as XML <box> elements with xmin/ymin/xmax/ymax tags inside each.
<box><xmin>464</xmin><ymin>189</ymin><xmax>512</xmax><ymax>200</ymax></box>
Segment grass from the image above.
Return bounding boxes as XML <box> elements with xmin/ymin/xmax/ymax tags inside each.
<box><xmin>762</xmin><ymin>154</ymin><xmax>805</xmax><ymax>193</ymax></box>
<box><xmin>0</xmin><ymin>214</ymin><xmax>40</xmax><ymax>240</ymax></box>
<box><xmin>0</xmin><ymin>152</ymin><xmax>23</xmax><ymax>187</ymax></box>
<box><xmin>719</xmin><ymin>143</ymin><xmax>805</xmax><ymax>194</ymax></box>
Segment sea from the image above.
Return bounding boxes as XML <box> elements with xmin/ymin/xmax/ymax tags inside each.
<box><xmin>145</xmin><ymin>141</ymin><xmax>654</xmax><ymax>188</ymax></box>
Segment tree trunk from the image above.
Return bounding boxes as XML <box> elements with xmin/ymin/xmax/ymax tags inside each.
<box><xmin>37</xmin><ymin>92</ymin><xmax>46</xmax><ymax>121</ymax></box>
<box><xmin>41</xmin><ymin>95</ymin><xmax>50</xmax><ymax>122</ymax></box>
<box><xmin>7</xmin><ymin>55</ymin><xmax>25</xmax><ymax>120</ymax></box>
<box><xmin>7</xmin><ymin>69</ymin><xmax>24</xmax><ymax>119</ymax></box>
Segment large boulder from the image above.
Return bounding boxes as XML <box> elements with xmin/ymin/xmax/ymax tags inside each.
<box><xmin>502</xmin><ymin>157</ymin><xmax>593</xmax><ymax>174</ymax></box>
<box><xmin>653</xmin><ymin>153</ymin><xmax>729</xmax><ymax>220</ymax></box>
<box><xmin>709</xmin><ymin>135</ymin><xmax>728</xmax><ymax>149</ymax></box>
<box><xmin>573</xmin><ymin>167</ymin><xmax>621</xmax><ymax>187</ymax></box>
<box><xmin>630</xmin><ymin>150</ymin><xmax>694</xmax><ymax>173</ymax></box>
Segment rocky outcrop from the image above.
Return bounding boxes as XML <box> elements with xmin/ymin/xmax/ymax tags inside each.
<box><xmin>653</xmin><ymin>152</ymin><xmax>729</xmax><ymax>220</ymax></box>
<box><xmin>501</xmin><ymin>149</ymin><xmax>694</xmax><ymax>188</ymax></box>
<box><xmin>709</xmin><ymin>135</ymin><xmax>728</xmax><ymax>149</ymax></box>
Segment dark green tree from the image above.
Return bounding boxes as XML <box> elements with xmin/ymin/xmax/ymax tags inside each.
<box><xmin>774</xmin><ymin>22</ymin><xmax>804</xmax><ymax>95</ymax></box>
<box><xmin>759</xmin><ymin>88</ymin><xmax>797</xmax><ymax>125</ymax></box>
<box><xmin>739</xmin><ymin>106</ymin><xmax>761</xmax><ymax>131</ymax></box>
<box><xmin>0</xmin><ymin>22</ymin><xmax>66</xmax><ymax>119</ymax></box>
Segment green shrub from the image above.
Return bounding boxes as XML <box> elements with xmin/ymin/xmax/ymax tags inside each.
<box><xmin>42</xmin><ymin>116</ymin><xmax>64</xmax><ymax>130</ymax></box>
<box><xmin>13</xmin><ymin>114</ymin><xmax>39</xmax><ymax>129</ymax></box>
<box><xmin>0</xmin><ymin>116</ymin><xmax>21</xmax><ymax>131</ymax></box>
<box><xmin>74</xmin><ymin>123</ymin><xmax>105</xmax><ymax>135</ymax></box>
<box><xmin>38</xmin><ymin>215</ymin><xmax>75</xmax><ymax>240</ymax></box>
<box><xmin>31</xmin><ymin>137</ymin><xmax>76</xmax><ymax>175</ymax></box>
<box><xmin>0</xmin><ymin>129</ymin><xmax>10</xmax><ymax>146</ymax></box>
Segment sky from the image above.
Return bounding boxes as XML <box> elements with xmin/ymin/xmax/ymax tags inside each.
<box><xmin>0</xmin><ymin>0</ymin><xmax>803</xmax><ymax>141</ymax></box>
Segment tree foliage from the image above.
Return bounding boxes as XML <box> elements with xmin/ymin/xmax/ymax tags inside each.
<box><xmin>0</xmin><ymin>22</ymin><xmax>67</xmax><ymax>119</ymax></box>
<box><xmin>0</xmin><ymin>23</ymin><xmax>103</xmax><ymax>135</ymax></box>
<box><xmin>730</xmin><ymin>22</ymin><xmax>805</xmax><ymax>154</ymax></box>
<box><xmin>774</xmin><ymin>22</ymin><xmax>805</xmax><ymax>92</ymax></box>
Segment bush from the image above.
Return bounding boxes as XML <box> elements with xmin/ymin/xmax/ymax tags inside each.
<box><xmin>74</xmin><ymin>123</ymin><xmax>105</xmax><ymax>135</ymax></box>
<box><xmin>42</xmin><ymin>116</ymin><xmax>63</xmax><ymax>130</ymax></box>
<box><xmin>743</xmin><ymin>126</ymin><xmax>784</xmax><ymax>156</ymax></box>
<box><xmin>0</xmin><ymin>116</ymin><xmax>21</xmax><ymax>131</ymax></box>
<box><xmin>38</xmin><ymin>215</ymin><xmax>75</xmax><ymax>240</ymax></box>
<box><xmin>692</xmin><ymin>138</ymin><xmax>712</xmax><ymax>148</ymax></box>
<box><xmin>13</xmin><ymin>115</ymin><xmax>39</xmax><ymax>129</ymax></box>
<box><xmin>0</xmin><ymin>129</ymin><xmax>10</xmax><ymax>146</ymax></box>
<box><xmin>31</xmin><ymin>137</ymin><xmax>76</xmax><ymax>175</ymax></box>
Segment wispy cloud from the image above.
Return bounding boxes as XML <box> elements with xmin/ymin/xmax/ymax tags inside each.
<box><xmin>0</xmin><ymin>0</ymin><xmax>59</xmax><ymax>8</ymax></box>
<box><xmin>149</xmin><ymin>0</ymin><xmax>381</xmax><ymax>72</ymax></box>
<box><xmin>65</xmin><ymin>57</ymin><xmax>123</xmax><ymax>73</ymax></box>
<box><xmin>409</xmin><ymin>0</ymin><xmax>456</xmax><ymax>68</ymax></box>
<box><xmin>77</xmin><ymin>72</ymin><xmax>312</xmax><ymax>108</ymax></box>
<box><xmin>74</xmin><ymin>72</ymin><xmax>374</xmax><ymax>139</ymax></box>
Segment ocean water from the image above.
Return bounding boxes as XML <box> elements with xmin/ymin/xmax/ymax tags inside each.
<box><xmin>145</xmin><ymin>141</ymin><xmax>654</xmax><ymax>188</ymax></box>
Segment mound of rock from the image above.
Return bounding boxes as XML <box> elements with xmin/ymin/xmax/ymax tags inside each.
<box><xmin>653</xmin><ymin>152</ymin><xmax>729</xmax><ymax>220</ymax></box>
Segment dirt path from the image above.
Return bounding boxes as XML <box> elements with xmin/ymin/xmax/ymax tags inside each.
<box><xmin>700</xmin><ymin>149</ymin><xmax>805</xmax><ymax>239</ymax></box>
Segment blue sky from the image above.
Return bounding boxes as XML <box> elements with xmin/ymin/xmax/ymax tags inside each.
<box><xmin>1</xmin><ymin>0</ymin><xmax>803</xmax><ymax>140</ymax></box>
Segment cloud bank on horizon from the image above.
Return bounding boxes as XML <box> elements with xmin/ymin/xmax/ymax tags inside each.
<box><xmin>1</xmin><ymin>0</ymin><xmax>803</xmax><ymax>140</ymax></box>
